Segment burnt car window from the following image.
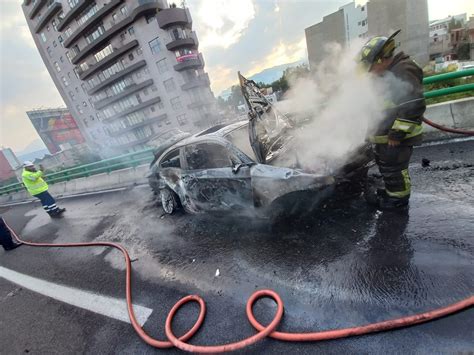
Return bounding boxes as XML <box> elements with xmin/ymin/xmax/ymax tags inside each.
<box><xmin>225</xmin><ymin>125</ymin><xmax>257</xmax><ymax>161</ymax></box>
<box><xmin>185</xmin><ymin>143</ymin><xmax>233</xmax><ymax>170</ymax></box>
<box><xmin>160</xmin><ymin>149</ymin><xmax>181</xmax><ymax>168</ymax></box>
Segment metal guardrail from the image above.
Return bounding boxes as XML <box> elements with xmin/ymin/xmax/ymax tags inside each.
<box><xmin>423</xmin><ymin>68</ymin><xmax>474</xmax><ymax>99</ymax></box>
<box><xmin>1</xmin><ymin>69</ymin><xmax>473</xmax><ymax>197</ymax></box>
<box><xmin>0</xmin><ymin>148</ymin><xmax>154</xmax><ymax>196</ymax></box>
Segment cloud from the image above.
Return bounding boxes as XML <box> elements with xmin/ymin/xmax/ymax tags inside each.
<box><xmin>246</xmin><ymin>37</ymin><xmax>307</xmax><ymax>77</ymax></box>
<box><xmin>0</xmin><ymin>0</ymin><xmax>64</xmax><ymax>152</ymax></box>
<box><xmin>189</xmin><ymin>0</ymin><xmax>256</xmax><ymax>49</ymax></box>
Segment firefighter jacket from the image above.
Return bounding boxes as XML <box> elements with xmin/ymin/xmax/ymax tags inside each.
<box><xmin>22</xmin><ymin>169</ymin><xmax>48</xmax><ymax>196</ymax></box>
<box><xmin>371</xmin><ymin>52</ymin><xmax>425</xmax><ymax>145</ymax></box>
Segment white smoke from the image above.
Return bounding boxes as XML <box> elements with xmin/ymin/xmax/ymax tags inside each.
<box><xmin>275</xmin><ymin>39</ymin><xmax>408</xmax><ymax>174</ymax></box>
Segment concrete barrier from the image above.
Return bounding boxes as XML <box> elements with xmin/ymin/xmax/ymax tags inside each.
<box><xmin>0</xmin><ymin>164</ymin><xmax>149</xmax><ymax>206</ymax></box>
<box><xmin>424</xmin><ymin>97</ymin><xmax>474</xmax><ymax>140</ymax></box>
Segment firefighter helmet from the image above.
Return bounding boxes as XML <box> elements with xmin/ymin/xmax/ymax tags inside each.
<box><xmin>358</xmin><ymin>30</ymin><xmax>401</xmax><ymax>71</ymax></box>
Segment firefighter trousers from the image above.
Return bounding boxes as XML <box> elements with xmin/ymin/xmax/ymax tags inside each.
<box><xmin>374</xmin><ymin>144</ymin><xmax>413</xmax><ymax>199</ymax></box>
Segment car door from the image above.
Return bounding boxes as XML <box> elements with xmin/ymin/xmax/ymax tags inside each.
<box><xmin>181</xmin><ymin>141</ymin><xmax>253</xmax><ymax>212</ymax></box>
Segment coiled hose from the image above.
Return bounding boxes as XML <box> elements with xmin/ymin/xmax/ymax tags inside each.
<box><xmin>4</xmin><ymin>221</ymin><xmax>473</xmax><ymax>353</ymax></box>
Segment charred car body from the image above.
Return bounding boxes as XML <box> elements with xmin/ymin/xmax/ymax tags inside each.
<box><xmin>148</xmin><ymin>74</ymin><xmax>372</xmax><ymax>215</ymax></box>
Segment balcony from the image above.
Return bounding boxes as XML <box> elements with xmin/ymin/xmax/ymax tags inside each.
<box><xmin>188</xmin><ymin>100</ymin><xmax>213</xmax><ymax>110</ymax></box>
<box><xmin>166</xmin><ymin>36</ymin><xmax>197</xmax><ymax>51</ymax></box>
<box><xmin>78</xmin><ymin>40</ymin><xmax>139</xmax><ymax>80</ymax></box>
<box><xmin>63</xmin><ymin>0</ymin><xmax>124</xmax><ymax>48</ymax></box>
<box><xmin>156</xmin><ymin>7</ymin><xmax>191</xmax><ymax>29</ymax></box>
<box><xmin>71</xmin><ymin>1</ymin><xmax>158</xmax><ymax>65</ymax></box>
<box><xmin>104</xmin><ymin>96</ymin><xmax>162</xmax><ymax>122</ymax></box>
<box><xmin>108</xmin><ymin>114</ymin><xmax>167</xmax><ymax>137</ymax></box>
<box><xmin>120</xmin><ymin>135</ymin><xmax>154</xmax><ymax>148</ymax></box>
<box><xmin>87</xmin><ymin>60</ymin><xmax>146</xmax><ymax>95</ymax></box>
<box><xmin>181</xmin><ymin>73</ymin><xmax>210</xmax><ymax>91</ymax></box>
<box><xmin>29</xmin><ymin>0</ymin><xmax>47</xmax><ymax>19</ymax></box>
<box><xmin>94</xmin><ymin>79</ymin><xmax>154</xmax><ymax>110</ymax></box>
<box><xmin>34</xmin><ymin>1</ymin><xmax>62</xmax><ymax>33</ymax></box>
<box><xmin>173</xmin><ymin>53</ymin><xmax>204</xmax><ymax>72</ymax></box>
<box><xmin>57</xmin><ymin>0</ymin><xmax>91</xmax><ymax>31</ymax></box>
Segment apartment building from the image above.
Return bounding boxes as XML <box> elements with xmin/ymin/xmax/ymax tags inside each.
<box><xmin>21</xmin><ymin>0</ymin><xmax>216</xmax><ymax>156</ymax></box>
<box><xmin>305</xmin><ymin>0</ymin><xmax>429</xmax><ymax>68</ymax></box>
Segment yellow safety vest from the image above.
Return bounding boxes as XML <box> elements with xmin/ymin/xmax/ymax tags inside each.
<box><xmin>22</xmin><ymin>169</ymin><xmax>49</xmax><ymax>196</ymax></box>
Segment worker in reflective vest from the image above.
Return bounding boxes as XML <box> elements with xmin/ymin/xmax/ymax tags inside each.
<box><xmin>358</xmin><ymin>30</ymin><xmax>425</xmax><ymax>209</ymax></box>
<box><xmin>21</xmin><ymin>161</ymin><xmax>66</xmax><ymax>218</ymax></box>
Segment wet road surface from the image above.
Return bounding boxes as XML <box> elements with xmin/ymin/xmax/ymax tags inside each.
<box><xmin>0</xmin><ymin>140</ymin><xmax>473</xmax><ymax>353</ymax></box>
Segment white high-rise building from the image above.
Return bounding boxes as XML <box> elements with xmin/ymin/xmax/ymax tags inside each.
<box><xmin>21</xmin><ymin>0</ymin><xmax>216</xmax><ymax>156</ymax></box>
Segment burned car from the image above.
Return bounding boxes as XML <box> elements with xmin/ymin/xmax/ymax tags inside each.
<box><xmin>148</xmin><ymin>74</ymin><xmax>372</xmax><ymax>216</ymax></box>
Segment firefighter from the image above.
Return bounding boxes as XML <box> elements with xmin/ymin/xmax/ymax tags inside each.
<box><xmin>0</xmin><ymin>216</ymin><xmax>22</xmax><ymax>251</ymax></box>
<box><xmin>358</xmin><ymin>30</ymin><xmax>425</xmax><ymax>209</ymax></box>
<box><xmin>21</xmin><ymin>161</ymin><xmax>66</xmax><ymax>217</ymax></box>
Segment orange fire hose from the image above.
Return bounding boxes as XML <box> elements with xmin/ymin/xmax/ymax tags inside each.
<box><xmin>5</xmin><ymin>221</ymin><xmax>474</xmax><ymax>353</ymax></box>
<box><xmin>423</xmin><ymin>117</ymin><xmax>474</xmax><ymax>136</ymax></box>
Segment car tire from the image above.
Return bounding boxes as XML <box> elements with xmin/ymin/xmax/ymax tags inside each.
<box><xmin>161</xmin><ymin>188</ymin><xmax>179</xmax><ymax>214</ymax></box>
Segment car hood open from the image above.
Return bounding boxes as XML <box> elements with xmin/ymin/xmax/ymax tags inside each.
<box><xmin>238</xmin><ymin>72</ymin><xmax>293</xmax><ymax>164</ymax></box>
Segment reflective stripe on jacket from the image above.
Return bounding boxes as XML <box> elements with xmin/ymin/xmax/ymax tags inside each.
<box><xmin>22</xmin><ymin>169</ymin><xmax>48</xmax><ymax>196</ymax></box>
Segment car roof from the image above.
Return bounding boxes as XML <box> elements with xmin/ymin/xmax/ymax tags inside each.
<box><xmin>155</xmin><ymin>120</ymin><xmax>249</xmax><ymax>163</ymax></box>
<box><xmin>175</xmin><ymin>120</ymin><xmax>248</xmax><ymax>147</ymax></box>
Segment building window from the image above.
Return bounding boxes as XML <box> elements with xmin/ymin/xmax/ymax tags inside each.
<box><xmin>136</xmin><ymin>47</ymin><xmax>142</xmax><ymax>55</ymax></box>
<box><xmin>53</xmin><ymin>40</ymin><xmax>57</xmax><ymax>47</ymax></box>
<box><xmin>170</xmin><ymin>97</ymin><xmax>182</xmax><ymax>110</ymax></box>
<box><xmin>150</xmin><ymin>106</ymin><xmax>155</xmax><ymax>112</ymax></box>
<box><xmin>75</xmin><ymin>86</ymin><xmax>80</xmax><ymax>93</ymax></box>
<box><xmin>128</xmin><ymin>26</ymin><xmax>134</xmax><ymax>35</ymax></box>
<box><xmin>46</xmin><ymin>25</ymin><xmax>50</xmax><ymax>32</ymax></box>
<box><xmin>69</xmin><ymin>91</ymin><xmax>75</xmax><ymax>100</ymax></box>
<box><xmin>163</xmin><ymin>78</ymin><xmax>176</xmax><ymax>92</ymax></box>
<box><xmin>85</xmin><ymin>24</ymin><xmax>105</xmax><ymax>44</ymax></box>
<box><xmin>94</xmin><ymin>44</ymin><xmax>113</xmax><ymax>62</ymax></box>
<box><xmin>52</xmin><ymin>19</ymin><xmax>57</xmax><ymax>31</ymax></box>
<box><xmin>65</xmin><ymin>51</ymin><xmax>73</xmax><ymax>64</ymax></box>
<box><xmin>128</xmin><ymin>53</ymin><xmax>134</xmax><ymax>61</ymax></box>
<box><xmin>57</xmin><ymin>11</ymin><xmax>64</xmax><ymax>21</ymax></box>
<box><xmin>77</xmin><ymin>105</ymin><xmax>84</xmax><ymax>114</ymax></box>
<box><xmin>143</xmin><ymin>88</ymin><xmax>149</xmax><ymax>96</ymax></box>
<box><xmin>54</xmin><ymin>61</ymin><xmax>61</xmax><ymax>72</ymax></box>
<box><xmin>47</xmin><ymin>47</ymin><xmax>52</xmax><ymax>57</ymax></box>
<box><xmin>68</xmin><ymin>0</ymin><xmax>79</xmax><ymax>9</ymax></box>
<box><xmin>120</xmin><ymin>33</ymin><xmax>126</xmax><ymax>41</ymax></box>
<box><xmin>176</xmin><ymin>114</ymin><xmax>187</xmax><ymax>126</ymax></box>
<box><xmin>82</xmin><ymin>101</ymin><xmax>87</xmax><ymax>107</ymax></box>
<box><xmin>65</xmin><ymin>27</ymin><xmax>73</xmax><ymax>39</ymax></box>
<box><xmin>76</xmin><ymin>3</ymin><xmax>99</xmax><ymax>26</ymax></box>
<box><xmin>59</xmin><ymin>56</ymin><xmax>64</xmax><ymax>63</ymax></box>
<box><xmin>135</xmin><ymin>94</ymin><xmax>142</xmax><ymax>103</ymax></box>
<box><xmin>62</xmin><ymin>76</ymin><xmax>69</xmax><ymax>86</ymax></box>
<box><xmin>120</xmin><ymin>6</ymin><xmax>128</xmax><ymax>16</ymax></box>
<box><xmin>156</xmin><ymin>58</ymin><xmax>168</xmax><ymax>74</ymax></box>
<box><xmin>148</xmin><ymin>37</ymin><xmax>161</xmax><ymax>55</ymax></box>
<box><xmin>112</xmin><ymin>12</ymin><xmax>118</xmax><ymax>22</ymax></box>
<box><xmin>79</xmin><ymin>62</ymin><xmax>89</xmax><ymax>71</ymax></box>
<box><xmin>40</xmin><ymin>32</ymin><xmax>47</xmax><ymax>42</ymax></box>
<box><xmin>151</xmin><ymin>85</ymin><xmax>158</xmax><ymax>92</ymax></box>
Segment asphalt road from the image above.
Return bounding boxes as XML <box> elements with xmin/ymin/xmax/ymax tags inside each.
<box><xmin>1</xmin><ymin>139</ymin><xmax>473</xmax><ymax>354</ymax></box>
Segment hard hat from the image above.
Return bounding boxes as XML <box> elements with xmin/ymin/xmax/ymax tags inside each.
<box><xmin>358</xmin><ymin>29</ymin><xmax>401</xmax><ymax>71</ymax></box>
<box><xmin>23</xmin><ymin>161</ymin><xmax>34</xmax><ymax>167</ymax></box>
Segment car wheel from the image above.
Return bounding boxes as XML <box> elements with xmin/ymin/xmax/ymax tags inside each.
<box><xmin>161</xmin><ymin>188</ymin><xmax>179</xmax><ymax>214</ymax></box>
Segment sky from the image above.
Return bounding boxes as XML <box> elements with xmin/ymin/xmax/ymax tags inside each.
<box><xmin>1</xmin><ymin>0</ymin><xmax>473</xmax><ymax>153</ymax></box>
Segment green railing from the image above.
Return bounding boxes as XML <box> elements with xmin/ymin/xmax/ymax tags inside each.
<box><xmin>0</xmin><ymin>148</ymin><xmax>155</xmax><ymax>196</ymax></box>
<box><xmin>423</xmin><ymin>68</ymin><xmax>474</xmax><ymax>99</ymax></box>
<box><xmin>1</xmin><ymin>69</ymin><xmax>473</xmax><ymax>197</ymax></box>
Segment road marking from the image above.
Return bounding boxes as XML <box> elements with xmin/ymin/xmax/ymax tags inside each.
<box><xmin>0</xmin><ymin>266</ymin><xmax>152</xmax><ymax>326</ymax></box>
